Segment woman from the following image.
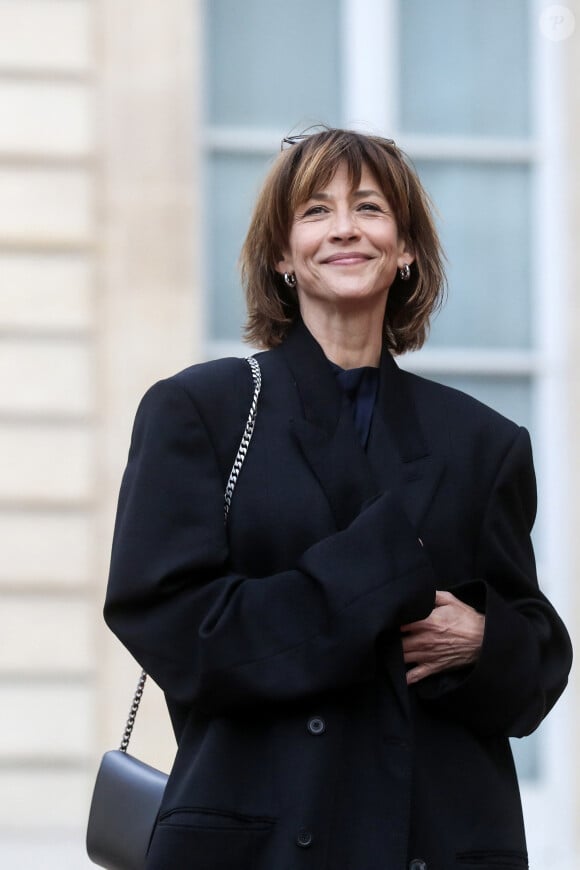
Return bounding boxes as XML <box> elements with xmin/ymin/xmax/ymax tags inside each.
<box><xmin>105</xmin><ymin>129</ymin><xmax>572</xmax><ymax>870</ymax></box>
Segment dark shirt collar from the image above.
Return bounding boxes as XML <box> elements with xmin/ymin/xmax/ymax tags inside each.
<box><xmin>328</xmin><ymin>360</ymin><xmax>379</xmax><ymax>449</ymax></box>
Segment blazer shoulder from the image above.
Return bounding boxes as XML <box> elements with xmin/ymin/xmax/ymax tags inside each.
<box><xmin>128</xmin><ymin>356</ymin><xmax>260</xmax><ymax>478</ymax></box>
<box><xmin>401</xmin><ymin>369</ymin><xmax>523</xmax><ymax>445</ymax></box>
<box><xmin>133</xmin><ymin>356</ymin><xmax>256</xmax><ymax>435</ymax></box>
<box><xmin>171</xmin><ymin>356</ymin><xmax>251</xmax><ymax>399</ymax></box>
<box><xmin>137</xmin><ymin>357</ymin><xmax>255</xmax><ymax>413</ymax></box>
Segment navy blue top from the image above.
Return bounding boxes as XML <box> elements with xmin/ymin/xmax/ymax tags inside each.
<box><xmin>329</xmin><ymin>361</ymin><xmax>379</xmax><ymax>450</ymax></box>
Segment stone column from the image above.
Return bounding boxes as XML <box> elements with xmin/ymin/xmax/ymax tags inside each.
<box><xmin>95</xmin><ymin>0</ymin><xmax>202</xmax><ymax>770</ymax></box>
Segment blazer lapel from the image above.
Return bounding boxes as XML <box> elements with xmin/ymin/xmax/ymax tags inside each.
<box><xmin>367</xmin><ymin>352</ymin><xmax>445</xmax><ymax>532</ymax></box>
<box><xmin>366</xmin><ymin>353</ymin><xmax>445</xmax><ymax>720</ymax></box>
<box><xmin>278</xmin><ymin>322</ymin><xmax>378</xmax><ymax>530</ymax></box>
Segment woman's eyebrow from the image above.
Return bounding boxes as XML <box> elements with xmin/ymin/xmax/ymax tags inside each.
<box><xmin>352</xmin><ymin>188</ymin><xmax>383</xmax><ymax>199</ymax></box>
<box><xmin>307</xmin><ymin>188</ymin><xmax>383</xmax><ymax>201</ymax></box>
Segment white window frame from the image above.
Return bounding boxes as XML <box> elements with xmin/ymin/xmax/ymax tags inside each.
<box><xmin>343</xmin><ymin>0</ymin><xmax>574</xmax><ymax>864</ymax></box>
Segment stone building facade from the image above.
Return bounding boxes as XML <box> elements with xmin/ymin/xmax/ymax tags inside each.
<box><xmin>0</xmin><ymin>1</ymin><xmax>577</xmax><ymax>866</ymax></box>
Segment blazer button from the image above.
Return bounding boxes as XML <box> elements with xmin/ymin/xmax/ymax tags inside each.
<box><xmin>409</xmin><ymin>860</ymin><xmax>427</xmax><ymax>870</ymax></box>
<box><xmin>307</xmin><ymin>716</ymin><xmax>326</xmax><ymax>736</ymax></box>
<box><xmin>296</xmin><ymin>829</ymin><xmax>313</xmax><ymax>848</ymax></box>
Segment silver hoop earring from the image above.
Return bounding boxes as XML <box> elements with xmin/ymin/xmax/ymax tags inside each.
<box><xmin>399</xmin><ymin>263</ymin><xmax>411</xmax><ymax>281</ymax></box>
<box><xmin>284</xmin><ymin>272</ymin><xmax>297</xmax><ymax>288</ymax></box>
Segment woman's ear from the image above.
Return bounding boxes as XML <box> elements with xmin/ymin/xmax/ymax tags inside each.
<box><xmin>397</xmin><ymin>239</ymin><xmax>415</xmax><ymax>270</ymax></box>
<box><xmin>275</xmin><ymin>253</ymin><xmax>293</xmax><ymax>276</ymax></box>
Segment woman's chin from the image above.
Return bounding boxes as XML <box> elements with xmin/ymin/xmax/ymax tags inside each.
<box><xmin>301</xmin><ymin>282</ymin><xmax>389</xmax><ymax>308</ymax></box>
<box><xmin>325</xmin><ymin>285</ymin><xmax>390</xmax><ymax>312</ymax></box>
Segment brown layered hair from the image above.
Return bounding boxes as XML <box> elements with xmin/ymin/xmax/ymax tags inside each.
<box><xmin>240</xmin><ymin>128</ymin><xmax>446</xmax><ymax>354</ymax></box>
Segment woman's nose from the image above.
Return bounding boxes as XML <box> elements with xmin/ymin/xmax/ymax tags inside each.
<box><xmin>329</xmin><ymin>207</ymin><xmax>361</xmax><ymax>240</ymax></box>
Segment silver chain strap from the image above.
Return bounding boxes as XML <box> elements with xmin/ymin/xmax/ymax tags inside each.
<box><xmin>120</xmin><ymin>669</ymin><xmax>148</xmax><ymax>752</ymax></box>
<box><xmin>119</xmin><ymin>356</ymin><xmax>262</xmax><ymax>752</ymax></box>
<box><xmin>224</xmin><ymin>356</ymin><xmax>261</xmax><ymax>521</ymax></box>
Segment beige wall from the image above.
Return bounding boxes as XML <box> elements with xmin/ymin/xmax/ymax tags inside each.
<box><xmin>0</xmin><ymin>0</ymin><xmax>201</xmax><ymax>865</ymax></box>
<box><xmin>0</xmin><ymin>1</ymin><xmax>97</xmax><ymax>851</ymax></box>
<box><xmin>95</xmin><ymin>0</ymin><xmax>202</xmax><ymax>768</ymax></box>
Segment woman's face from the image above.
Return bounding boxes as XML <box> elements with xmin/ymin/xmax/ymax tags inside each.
<box><xmin>277</xmin><ymin>161</ymin><xmax>413</xmax><ymax>319</ymax></box>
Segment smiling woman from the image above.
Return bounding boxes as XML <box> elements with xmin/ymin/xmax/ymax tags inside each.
<box><xmin>104</xmin><ymin>128</ymin><xmax>572</xmax><ymax>870</ymax></box>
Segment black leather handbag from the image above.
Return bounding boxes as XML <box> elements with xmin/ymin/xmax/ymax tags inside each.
<box><xmin>86</xmin><ymin>357</ymin><xmax>262</xmax><ymax>869</ymax></box>
<box><xmin>86</xmin><ymin>676</ymin><xmax>168</xmax><ymax>870</ymax></box>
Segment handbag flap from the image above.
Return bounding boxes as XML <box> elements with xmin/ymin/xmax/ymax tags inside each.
<box><xmin>86</xmin><ymin>749</ymin><xmax>167</xmax><ymax>870</ymax></box>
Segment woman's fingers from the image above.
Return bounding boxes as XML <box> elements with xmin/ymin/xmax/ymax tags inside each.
<box><xmin>401</xmin><ymin>589</ymin><xmax>485</xmax><ymax>683</ymax></box>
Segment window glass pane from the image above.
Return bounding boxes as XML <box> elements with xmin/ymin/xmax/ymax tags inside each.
<box><xmin>207</xmin><ymin>152</ymin><xmax>274</xmax><ymax>342</ymax></box>
<box><xmin>206</xmin><ymin>0</ymin><xmax>341</xmax><ymax>127</ymax></box>
<box><xmin>415</xmin><ymin>161</ymin><xmax>531</xmax><ymax>350</ymax></box>
<box><xmin>512</xmin><ymin>732</ymin><xmax>541</xmax><ymax>782</ymax></box>
<box><xmin>399</xmin><ymin>0</ymin><xmax>530</xmax><ymax>137</ymax></box>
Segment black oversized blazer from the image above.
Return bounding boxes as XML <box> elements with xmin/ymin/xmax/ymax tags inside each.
<box><xmin>105</xmin><ymin>321</ymin><xmax>572</xmax><ymax>870</ymax></box>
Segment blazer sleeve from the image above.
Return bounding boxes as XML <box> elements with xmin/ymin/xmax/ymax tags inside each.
<box><xmin>415</xmin><ymin>426</ymin><xmax>572</xmax><ymax>737</ymax></box>
<box><xmin>104</xmin><ymin>377</ymin><xmax>435</xmax><ymax>715</ymax></box>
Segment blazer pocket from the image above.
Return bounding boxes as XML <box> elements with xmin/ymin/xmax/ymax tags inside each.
<box><xmin>456</xmin><ymin>849</ymin><xmax>528</xmax><ymax>870</ymax></box>
<box><xmin>146</xmin><ymin>807</ymin><xmax>276</xmax><ymax>870</ymax></box>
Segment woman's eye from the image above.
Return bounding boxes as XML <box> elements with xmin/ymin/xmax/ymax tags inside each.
<box><xmin>303</xmin><ymin>205</ymin><xmax>328</xmax><ymax>217</ymax></box>
<box><xmin>358</xmin><ymin>202</ymin><xmax>382</xmax><ymax>212</ymax></box>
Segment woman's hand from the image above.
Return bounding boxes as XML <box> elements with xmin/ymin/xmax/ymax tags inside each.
<box><xmin>401</xmin><ymin>590</ymin><xmax>485</xmax><ymax>686</ymax></box>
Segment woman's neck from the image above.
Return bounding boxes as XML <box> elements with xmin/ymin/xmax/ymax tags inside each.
<box><xmin>300</xmin><ymin>304</ymin><xmax>385</xmax><ymax>369</ymax></box>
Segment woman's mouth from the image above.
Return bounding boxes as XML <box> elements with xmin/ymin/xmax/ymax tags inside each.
<box><xmin>323</xmin><ymin>253</ymin><xmax>371</xmax><ymax>266</ymax></box>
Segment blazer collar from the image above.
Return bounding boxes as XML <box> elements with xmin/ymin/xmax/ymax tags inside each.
<box><xmin>278</xmin><ymin>321</ymin><xmax>376</xmax><ymax>529</ymax></box>
<box><xmin>276</xmin><ymin>319</ymin><xmax>443</xmax><ymax>531</ymax></box>
<box><xmin>278</xmin><ymin>317</ymin><xmax>343</xmax><ymax>434</ymax></box>
<box><xmin>374</xmin><ymin>349</ymin><xmax>428</xmax><ymax>463</ymax></box>
<box><xmin>369</xmin><ymin>350</ymin><xmax>444</xmax><ymax>530</ymax></box>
